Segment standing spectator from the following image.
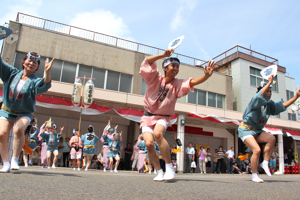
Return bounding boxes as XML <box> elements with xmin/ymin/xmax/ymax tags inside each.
<box><xmin>269</xmin><ymin>149</ymin><xmax>279</xmax><ymax>174</ymax></box>
<box><xmin>226</xmin><ymin>147</ymin><xmax>235</xmax><ymax>174</ymax></box>
<box><xmin>57</xmin><ymin>137</ymin><xmax>64</xmax><ymax>167</ymax></box>
<box><xmin>131</xmin><ymin>140</ymin><xmax>139</xmax><ymax>171</ymax></box>
<box><xmin>185</xmin><ymin>142</ymin><xmax>195</xmax><ymax>173</ymax></box>
<box><xmin>284</xmin><ymin>153</ymin><xmax>289</xmax><ymax>166</ymax></box>
<box><xmin>124</xmin><ymin>143</ymin><xmax>133</xmax><ymax>170</ymax></box>
<box><xmin>198</xmin><ymin>146</ymin><xmax>207</xmax><ymax>174</ymax></box>
<box><xmin>215</xmin><ymin>146</ymin><xmax>225</xmax><ymax>174</ymax></box>
<box><xmin>62</xmin><ymin>137</ymin><xmax>71</xmax><ymax>167</ymax></box>
<box><xmin>206</xmin><ymin>148</ymin><xmax>212</xmax><ymax>173</ymax></box>
<box><xmin>213</xmin><ymin>149</ymin><xmax>218</xmax><ymax>173</ymax></box>
<box><xmin>287</xmin><ymin>149</ymin><xmax>294</xmax><ymax>165</ymax></box>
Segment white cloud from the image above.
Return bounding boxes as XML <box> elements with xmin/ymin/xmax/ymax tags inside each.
<box><xmin>0</xmin><ymin>0</ymin><xmax>42</xmax><ymax>25</ymax></box>
<box><xmin>170</xmin><ymin>0</ymin><xmax>197</xmax><ymax>31</ymax></box>
<box><xmin>69</xmin><ymin>10</ymin><xmax>132</xmax><ymax>40</ymax></box>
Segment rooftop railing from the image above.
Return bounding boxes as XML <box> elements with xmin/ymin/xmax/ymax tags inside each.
<box><xmin>15</xmin><ymin>12</ymin><xmax>278</xmax><ymax>73</ymax></box>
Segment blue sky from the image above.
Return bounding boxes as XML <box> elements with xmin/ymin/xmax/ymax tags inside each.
<box><xmin>1</xmin><ymin>0</ymin><xmax>300</xmax><ymax>88</ymax></box>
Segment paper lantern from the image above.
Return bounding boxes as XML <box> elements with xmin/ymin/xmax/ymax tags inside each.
<box><xmin>72</xmin><ymin>78</ymin><xmax>83</xmax><ymax>105</ymax></box>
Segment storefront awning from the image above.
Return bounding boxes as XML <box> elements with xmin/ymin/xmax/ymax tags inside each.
<box><xmin>0</xmin><ymin>90</ymin><xmax>177</xmax><ymax>124</ymax></box>
<box><xmin>187</xmin><ymin>112</ymin><xmax>240</xmax><ymax>125</ymax></box>
<box><xmin>284</xmin><ymin>129</ymin><xmax>300</xmax><ymax>140</ymax></box>
<box><xmin>263</xmin><ymin>127</ymin><xmax>283</xmax><ymax>135</ymax></box>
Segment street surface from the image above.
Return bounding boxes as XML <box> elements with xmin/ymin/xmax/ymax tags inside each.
<box><xmin>0</xmin><ymin>166</ymin><xmax>299</xmax><ymax>199</ymax></box>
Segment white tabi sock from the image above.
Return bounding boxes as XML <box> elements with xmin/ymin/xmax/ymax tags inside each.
<box><xmin>261</xmin><ymin>160</ymin><xmax>271</xmax><ymax>176</ymax></box>
<box><xmin>11</xmin><ymin>157</ymin><xmax>20</xmax><ymax>170</ymax></box>
<box><xmin>0</xmin><ymin>161</ymin><xmax>11</xmax><ymax>173</ymax></box>
<box><xmin>252</xmin><ymin>173</ymin><xmax>264</xmax><ymax>183</ymax></box>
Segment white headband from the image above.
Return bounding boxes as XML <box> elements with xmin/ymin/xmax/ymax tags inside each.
<box><xmin>260</xmin><ymin>81</ymin><xmax>273</xmax><ymax>88</ymax></box>
<box><xmin>163</xmin><ymin>60</ymin><xmax>180</xmax><ymax>68</ymax></box>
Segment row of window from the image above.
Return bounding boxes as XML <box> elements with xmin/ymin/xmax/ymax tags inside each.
<box><xmin>14</xmin><ymin>52</ymin><xmax>133</xmax><ymax>93</ymax></box>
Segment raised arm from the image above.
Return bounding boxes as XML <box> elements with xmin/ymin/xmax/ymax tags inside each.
<box><xmin>283</xmin><ymin>86</ymin><xmax>300</xmax><ymax>108</ymax></box>
<box><xmin>44</xmin><ymin>58</ymin><xmax>54</xmax><ymax>84</ymax></box>
<box><xmin>146</xmin><ymin>49</ymin><xmax>173</xmax><ymax>65</ymax></box>
<box><xmin>119</xmin><ymin>131</ymin><xmax>122</xmax><ymax>142</ymax></box>
<box><xmin>190</xmin><ymin>60</ymin><xmax>216</xmax><ymax>87</ymax></box>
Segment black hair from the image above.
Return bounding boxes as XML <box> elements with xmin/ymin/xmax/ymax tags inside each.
<box><xmin>30</xmin><ymin>118</ymin><xmax>35</xmax><ymax>124</ymax></box>
<box><xmin>88</xmin><ymin>126</ymin><xmax>94</xmax><ymax>133</ymax></box>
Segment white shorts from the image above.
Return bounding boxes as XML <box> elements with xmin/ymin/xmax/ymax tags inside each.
<box><xmin>240</xmin><ymin>135</ymin><xmax>254</xmax><ymax>142</ymax></box>
<box><xmin>71</xmin><ymin>154</ymin><xmax>82</xmax><ymax>159</ymax></box>
<box><xmin>142</xmin><ymin>119</ymin><xmax>167</xmax><ymax>134</ymax></box>
<box><xmin>0</xmin><ymin>116</ymin><xmax>31</xmax><ymax>123</ymax></box>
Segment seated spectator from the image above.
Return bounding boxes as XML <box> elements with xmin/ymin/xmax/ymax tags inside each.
<box><xmin>97</xmin><ymin>151</ymin><xmax>104</xmax><ymax>170</ymax></box>
<box><xmin>89</xmin><ymin>155</ymin><xmax>98</xmax><ymax>169</ymax></box>
<box><xmin>32</xmin><ymin>146</ymin><xmax>41</xmax><ymax>165</ymax></box>
<box><xmin>244</xmin><ymin>162</ymin><xmax>252</xmax><ymax>174</ymax></box>
<box><xmin>233</xmin><ymin>162</ymin><xmax>241</xmax><ymax>174</ymax></box>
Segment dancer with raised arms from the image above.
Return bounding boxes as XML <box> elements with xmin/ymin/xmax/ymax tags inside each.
<box><xmin>140</xmin><ymin>49</ymin><xmax>216</xmax><ymax>181</ymax></box>
<box><xmin>238</xmin><ymin>75</ymin><xmax>300</xmax><ymax>183</ymax></box>
<box><xmin>102</xmin><ymin>129</ymin><xmax>122</xmax><ymax>173</ymax></box>
<box><xmin>0</xmin><ymin>52</ymin><xmax>53</xmax><ymax>172</ymax></box>
<box><xmin>100</xmin><ymin>119</ymin><xmax>117</xmax><ymax>172</ymax></box>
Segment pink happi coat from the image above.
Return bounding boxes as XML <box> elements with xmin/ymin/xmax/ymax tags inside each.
<box><xmin>69</xmin><ymin>136</ymin><xmax>83</xmax><ymax>156</ymax></box>
<box><xmin>38</xmin><ymin>124</ymin><xmax>47</xmax><ymax>166</ymax></box>
<box><xmin>139</xmin><ymin>58</ymin><xmax>194</xmax><ymax>128</ymax></box>
<box><xmin>100</xmin><ymin>125</ymin><xmax>114</xmax><ymax>169</ymax></box>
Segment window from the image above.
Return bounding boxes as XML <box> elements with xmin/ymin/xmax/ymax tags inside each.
<box><xmin>119</xmin><ymin>73</ymin><xmax>132</xmax><ymax>93</ymax></box>
<box><xmin>61</xmin><ymin>61</ymin><xmax>76</xmax><ymax>83</ymax></box>
<box><xmin>286</xmin><ymin>90</ymin><xmax>294</xmax><ymax>101</ymax></box>
<box><xmin>50</xmin><ymin>59</ymin><xmax>63</xmax><ymax>81</ymax></box>
<box><xmin>186</xmin><ymin>89</ymin><xmax>225</xmax><ymax>109</ymax></box>
<box><xmin>250</xmin><ymin>67</ymin><xmax>278</xmax><ymax>92</ymax></box>
<box><xmin>187</xmin><ymin>90</ymin><xmax>197</xmax><ymax>104</ymax></box>
<box><xmin>92</xmin><ymin>68</ymin><xmax>105</xmax><ymax>89</ymax></box>
<box><xmin>14</xmin><ymin>52</ymin><xmax>132</xmax><ymax>93</ymax></box>
<box><xmin>197</xmin><ymin>90</ymin><xmax>206</xmax><ymax>106</ymax></box>
<box><xmin>288</xmin><ymin>113</ymin><xmax>297</xmax><ymax>121</ymax></box>
<box><xmin>208</xmin><ymin>92</ymin><xmax>216</xmax><ymax>107</ymax></box>
<box><xmin>78</xmin><ymin>64</ymin><xmax>92</xmax><ymax>78</ymax></box>
<box><xmin>106</xmin><ymin>70</ymin><xmax>119</xmax><ymax>91</ymax></box>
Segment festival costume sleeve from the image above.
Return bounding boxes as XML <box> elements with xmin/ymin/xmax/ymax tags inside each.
<box><xmin>249</xmin><ymin>91</ymin><xmax>269</xmax><ymax>109</ymax></box>
<box><xmin>100</xmin><ymin>125</ymin><xmax>109</xmax><ymax>143</ymax></box>
<box><xmin>0</xmin><ymin>55</ymin><xmax>18</xmax><ymax>82</ymax></box>
<box><xmin>175</xmin><ymin>78</ymin><xmax>194</xmax><ymax>98</ymax></box>
<box><xmin>94</xmin><ymin>134</ymin><xmax>99</xmax><ymax>143</ymax></box>
<box><xmin>81</xmin><ymin>135</ymin><xmax>85</xmax><ymax>144</ymax></box>
<box><xmin>35</xmin><ymin>78</ymin><xmax>51</xmax><ymax>94</ymax></box>
<box><xmin>139</xmin><ymin>59</ymin><xmax>159</xmax><ymax>84</ymax></box>
<box><xmin>268</xmin><ymin>99</ymin><xmax>286</xmax><ymax>115</ymax></box>
<box><xmin>39</xmin><ymin>132</ymin><xmax>49</xmax><ymax>140</ymax></box>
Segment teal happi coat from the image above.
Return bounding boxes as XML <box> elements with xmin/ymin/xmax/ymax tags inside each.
<box><xmin>0</xmin><ymin>55</ymin><xmax>51</xmax><ymax>120</ymax></box>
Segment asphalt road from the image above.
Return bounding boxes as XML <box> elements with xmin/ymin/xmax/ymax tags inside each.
<box><xmin>0</xmin><ymin>166</ymin><xmax>299</xmax><ymax>200</ymax></box>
